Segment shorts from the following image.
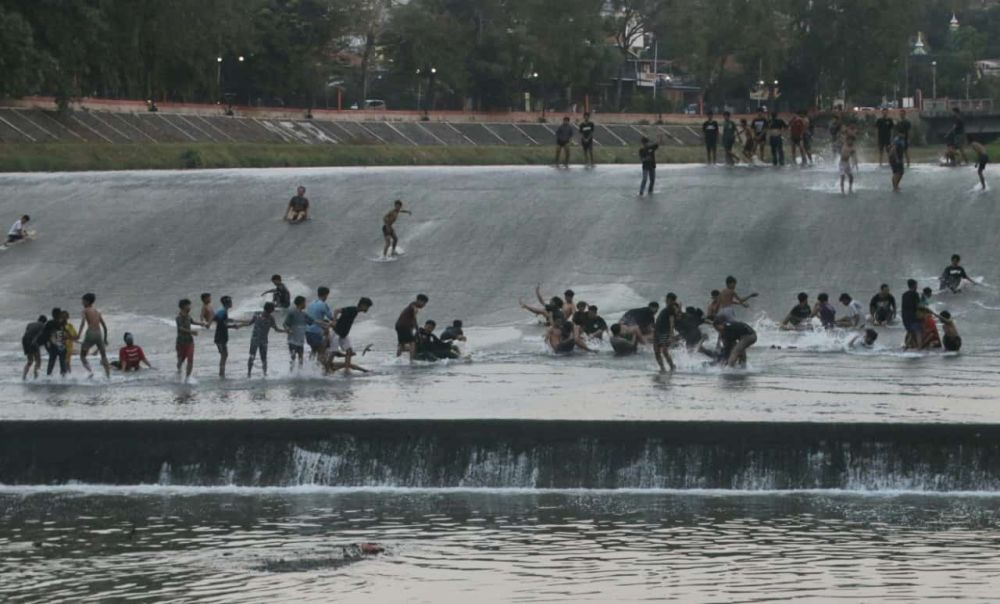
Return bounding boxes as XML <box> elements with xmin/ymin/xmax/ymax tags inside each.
<box><xmin>680</xmin><ymin>329</ymin><xmax>702</xmax><ymax>347</ymax></box>
<box><xmin>979</xmin><ymin>156</ymin><xmax>989</xmax><ymax>171</ymax></box>
<box><xmin>382</xmin><ymin>224</ymin><xmax>394</xmax><ymax>238</ymax></box>
<box><xmin>952</xmin><ymin>134</ymin><xmax>966</xmax><ymax>147</ymax></box>
<box><xmin>890</xmin><ymin>162</ymin><xmax>904</xmax><ymax>176</ymax></box>
<box><xmin>249</xmin><ymin>339</ymin><xmax>267</xmax><ymax>358</ymax></box>
<box><xmin>555</xmin><ymin>339</ymin><xmax>576</xmax><ymax>354</ymax></box>
<box><xmin>897</xmin><ymin>138</ymin><xmax>909</xmax><ymax>151</ymax></box>
<box><xmin>6</xmin><ymin>233</ymin><xmax>23</xmax><ymax>243</ymax></box>
<box><xmin>716</xmin><ymin>306</ymin><xmax>737</xmax><ymax>321</ymax></box>
<box><xmin>723</xmin><ymin>138</ymin><xmax>735</xmax><ymax>151</ymax></box>
<box><xmin>878</xmin><ymin>136</ymin><xmax>890</xmax><ymax>149</ymax></box>
<box><xmin>791</xmin><ymin>136</ymin><xmax>802</xmax><ymax>145</ymax></box>
<box><xmin>705</xmin><ymin>137</ymin><xmax>718</xmax><ymax>149</ymax></box>
<box><xmin>215</xmin><ymin>340</ymin><xmax>228</xmax><ymax>355</ymax></box>
<box><xmin>335</xmin><ymin>335</ymin><xmax>353</xmax><ymax>353</ymax></box>
<box><xmin>839</xmin><ymin>160</ymin><xmax>853</xmax><ymax>176</ymax></box>
<box><xmin>176</xmin><ymin>343</ymin><xmax>194</xmax><ymax>362</ymax></box>
<box><xmin>557</xmin><ymin>140</ymin><xmax>570</xmax><ymax>147</ymax></box>
<box><xmin>581</xmin><ymin>140</ymin><xmax>593</xmax><ymax>150</ymax></box>
<box><xmin>22</xmin><ymin>341</ymin><xmax>39</xmax><ymax>356</ymax></box>
<box><xmin>288</xmin><ymin>343</ymin><xmax>304</xmax><ymax>356</ymax></box>
<box><xmin>903</xmin><ymin>318</ymin><xmax>922</xmax><ymax>335</ymax></box>
<box><xmin>396</xmin><ymin>325</ymin><xmax>415</xmax><ymax>345</ymax></box>
<box><xmin>874</xmin><ymin>308</ymin><xmax>892</xmax><ymax>324</ymax></box>
<box><xmin>83</xmin><ymin>329</ymin><xmax>105</xmax><ymax>353</ymax></box>
<box><xmin>943</xmin><ymin>335</ymin><xmax>962</xmax><ymax>352</ymax></box>
<box><xmin>655</xmin><ymin>331</ymin><xmax>671</xmax><ymax>347</ymax></box>
<box><xmin>306</xmin><ymin>331</ymin><xmax>325</xmax><ymax>351</ymax></box>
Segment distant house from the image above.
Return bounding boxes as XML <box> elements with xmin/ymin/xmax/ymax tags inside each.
<box><xmin>976</xmin><ymin>59</ymin><xmax>1000</xmax><ymax>79</ymax></box>
<box><xmin>605</xmin><ymin>50</ymin><xmax>703</xmax><ymax>112</ymax></box>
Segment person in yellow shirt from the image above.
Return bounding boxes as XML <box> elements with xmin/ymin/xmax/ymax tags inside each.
<box><xmin>62</xmin><ymin>310</ymin><xmax>79</xmax><ymax>373</ymax></box>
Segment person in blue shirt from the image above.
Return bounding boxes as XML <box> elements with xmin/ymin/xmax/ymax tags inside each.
<box><xmin>306</xmin><ymin>286</ymin><xmax>335</xmax><ymax>358</ymax></box>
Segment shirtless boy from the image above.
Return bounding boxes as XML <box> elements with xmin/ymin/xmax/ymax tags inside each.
<box><xmin>383</xmin><ymin>199</ymin><xmax>411</xmax><ymax>257</ymax></box>
<box><xmin>78</xmin><ymin>293</ymin><xmax>111</xmax><ymax>378</ymax></box>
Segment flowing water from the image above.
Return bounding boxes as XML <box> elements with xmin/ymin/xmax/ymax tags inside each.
<box><xmin>1</xmin><ymin>164</ymin><xmax>999</xmax><ymax>601</ymax></box>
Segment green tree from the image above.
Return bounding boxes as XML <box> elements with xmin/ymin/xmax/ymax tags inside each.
<box><xmin>0</xmin><ymin>6</ymin><xmax>47</xmax><ymax>98</ymax></box>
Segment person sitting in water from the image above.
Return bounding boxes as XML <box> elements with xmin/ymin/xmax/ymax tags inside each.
<box><xmin>780</xmin><ymin>292</ymin><xmax>813</xmax><ymax>330</ymax></box>
<box><xmin>415</xmin><ymin>320</ymin><xmax>460</xmax><ymax>361</ymax></box>
<box><xmin>609</xmin><ymin>323</ymin><xmax>639</xmax><ymax>355</ymax></box>
<box><xmin>284</xmin><ymin>186</ymin><xmax>310</xmax><ymax>223</ymax></box>
<box><xmin>572</xmin><ymin>300</ymin><xmax>589</xmax><ymax>330</ymax></box>
<box><xmin>712</xmin><ymin>318</ymin><xmax>757</xmax><ymax>368</ymax></box>
<box><xmin>933</xmin><ymin>310</ymin><xmax>962</xmax><ymax>352</ymax></box>
<box><xmin>835</xmin><ymin>293</ymin><xmax>866</xmax><ymax>329</ymax></box>
<box><xmin>940</xmin><ymin>254</ymin><xmax>976</xmax><ymax>293</ymax></box>
<box><xmin>848</xmin><ymin>329</ymin><xmax>879</xmax><ymax>349</ymax></box>
<box><xmin>619</xmin><ymin>301</ymin><xmax>659</xmax><ymax>338</ymax></box>
<box><xmin>812</xmin><ymin>293</ymin><xmax>836</xmax><ymax>330</ymax></box>
<box><xmin>6</xmin><ymin>214</ymin><xmax>30</xmax><ymax>244</ymax></box>
<box><xmin>520</xmin><ymin>293</ymin><xmax>564</xmax><ymax>326</ymax></box>
<box><xmin>869</xmin><ymin>284</ymin><xmax>897</xmax><ymax>326</ymax></box>
<box><xmin>547</xmin><ymin>319</ymin><xmax>594</xmax><ymax>355</ymax></box>
<box><xmin>113</xmin><ymin>332</ymin><xmax>153</xmax><ymax>371</ymax></box>
<box><xmin>580</xmin><ymin>305</ymin><xmax>608</xmax><ymax>339</ymax></box>
<box><xmin>440</xmin><ymin>320</ymin><xmax>466</xmax><ymax>344</ymax></box>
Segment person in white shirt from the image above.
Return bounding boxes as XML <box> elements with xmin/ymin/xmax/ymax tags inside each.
<box><xmin>6</xmin><ymin>214</ymin><xmax>29</xmax><ymax>243</ymax></box>
<box><xmin>836</xmin><ymin>293</ymin><xmax>866</xmax><ymax>328</ymax></box>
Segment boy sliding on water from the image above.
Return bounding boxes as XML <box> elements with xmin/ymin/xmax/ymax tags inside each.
<box><xmin>383</xmin><ymin>200</ymin><xmax>411</xmax><ymax>257</ymax></box>
<box><xmin>932</xmin><ymin>310</ymin><xmax>962</xmax><ymax>352</ymax></box>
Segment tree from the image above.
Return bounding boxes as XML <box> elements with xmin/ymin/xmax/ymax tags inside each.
<box><xmin>0</xmin><ymin>6</ymin><xmax>46</xmax><ymax>98</ymax></box>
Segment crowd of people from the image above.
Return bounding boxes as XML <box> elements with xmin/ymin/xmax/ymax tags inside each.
<box><xmin>18</xmin><ymin>277</ymin><xmax>466</xmax><ymax>382</ymax></box>
<box><xmin>519</xmin><ymin>254</ymin><xmax>972</xmax><ymax>372</ymax></box>
<box><xmin>550</xmin><ymin>106</ymin><xmax>990</xmax><ymax>195</ymax></box>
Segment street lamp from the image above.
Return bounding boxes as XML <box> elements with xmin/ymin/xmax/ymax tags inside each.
<box><xmin>216</xmin><ymin>56</ymin><xmax>223</xmax><ymax>94</ymax></box>
<box><xmin>931</xmin><ymin>60</ymin><xmax>937</xmax><ymax>100</ymax></box>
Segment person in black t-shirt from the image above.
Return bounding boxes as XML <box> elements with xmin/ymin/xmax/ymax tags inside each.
<box><xmin>639</xmin><ymin>136</ymin><xmax>660</xmax><ymax>195</ymax></box>
<box><xmin>581</xmin><ymin>306</ymin><xmax>608</xmax><ymax>339</ymax></box>
<box><xmin>751</xmin><ymin>108</ymin><xmax>768</xmax><ymax>161</ymax></box>
<box><xmin>901</xmin><ymin>279</ymin><xmax>922</xmax><ymax>349</ymax></box>
<box><xmin>869</xmin><ymin>284</ymin><xmax>897</xmax><ymax>326</ymax></box>
<box><xmin>579</xmin><ymin>113</ymin><xmax>595</xmax><ymax>167</ymax></box>
<box><xmin>702</xmin><ymin>112</ymin><xmax>719</xmax><ymax>165</ymax></box>
<box><xmin>713</xmin><ymin>318</ymin><xmax>757</xmax><ymax>367</ymax></box>
<box><xmin>261</xmin><ymin>274</ymin><xmax>291</xmax><ymax>309</ymax></box>
<box><xmin>945</xmin><ymin>107</ymin><xmax>968</xmax><ymax>164</ymax></box>
<box><xmin>620</xmin><ymin>302</ymin><xmax>659</xmax><ymax>337</ymax></box>
<box><xmin>285</xmin><ymin>185</ymin><xmax>310</xmax><ymax>223</ymax></box>
<box><xmin>874</xmin><ymin>109</ymin><xmax>894</xmax><ymax>166</ymax></box>
<box><xmin>767</xmin><ymin>111</ymin><xmax>787</xmax><ymax>166</ymax></box>
<box><xmin>940</xmin><ymin>254</ymin><xmax>977</xmax><ymax>293</ymax></box>
<box><xmin>780</xmin><ymin>292</ymin><xmax>813</xmax><ymax>330</ymax></box>
<box><xmin>896</xmin><ymin>109</ymin><xmax>912</xmax><ymax>167</ymax></box>
<box><xmin>330</xmin><ymin>297</ymin><xmax>372</xmax><ymax>370</ymax></box>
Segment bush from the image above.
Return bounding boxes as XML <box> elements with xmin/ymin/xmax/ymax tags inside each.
<box><xmin>179</xmin><ymin>149</ymin><xmax>203</xmax><ymax>169</ymax></box>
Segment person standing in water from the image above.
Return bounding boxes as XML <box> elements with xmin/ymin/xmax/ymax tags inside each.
<box><xmin>211</xmin><ymin>295</ymin><xmax>243</xmax><ymax>378</ymax></box>
<box><xmin>896</xmin><ymin>109</ymin><xmax>912</xmax><ymax>167</ymax></box>
<box><xmin>839</xmin><ymin>135</ymin><xmax>857</xmax><ymax>195</ymax></box>
<box><xmin>176</xmin><ymin>298</ymin><xmax>206</xmax><ymax>382</ymax></box>
<box><xmin>740</xmin><ymin>119</ymin><xmax>755</xmax><ymax>163</ymax></box>
<box><xmin>971</xmin><ymin>140</ymin><xmax>989</xmax><ymax>190</ymax></box>
<box><xmin>199</xmin><ymin>293</ymin><xmax>215</xmax><ymax>327</ymax></box>
<box><xmin>331</xmin><ymin>297</ymin><xmax>373</xmax><ymax>372</ymax></box>
<box><xmin>788</xmin><ymin>111</ymin><xmax>808</xmax><ymax>166</ymax></box>
<box><xmin>751</xmin><ymin>108</ymin><xmax>769</xmax><ymax>161</ymax></box>
<box><xmin>901</xmin><ymin>279</ymin><xmax>922</xmax><ymax>350</ymax></box>
<box><xmin>946</xmin><ymin>107</ymin><xmax>968</xmax><ymax>165</ymax></box>
<box><xmin>247</xmin><ymin>302</ymin><xmax>285</xmax><ymax>377</ymax></box>
<box><xmin>579</xmin><ymin>112</ymin><xmax>596</xmax><ymax>167</ymax></box>
<box><xmin>554</xmin><ymin>116</ymin><xmax>575</xmax><ymax>168</ymax></box>
<box><xmin>61</xmin><ymin>310</ymin><xmax>78</xmax><ymax>374</ymax></box>
<box><xmin>767</xmin><ymin>111</ymin><xmax>787</xmax><ymax>166</ymax></box>
<box><xmin>22</xmin><ymin>315</ymin><xmax>46</xmax><ymax>380</ymax></box>
<box><xmin>78</xmin><ymin>293</ymin><xmax>111</xmax><ymax>379</ymax></box>
<box><xmin>701</xmin><ymin>111</ymin><xmax>719</xmax><ymax>165</ymax></box>
<box><xmin>283</xmin><ymin>295</ymin><xmax>317</xmax><ymax>371</ymax></box>
<box><xmin>382</xmin><ymin>199</ymin><xmax>411</xmax><ymax>258</ymax></box>
<box><xmin>869</xmin><ymin>284</ymin><xmax>897</xmax><ymax>326</ymax></box>
<box><xmin>717</xmin><ymin>276</ymin><xmax>758</xmax><ymax>321</ymax></box>
<box><xmin>874</xmin><ymin>109</ymin><xmax>895</xmax><ymax>166</ymax></box>
<box><xmin>396</xmin><ymin>294</ymin><xmax>428</xmax><ymax>360</ymax></box>
<box><xmin>888</xmin><ymin>135</ymin><xmax>905</xmax><ymax>192</ymax></box>
<box><xmin>721</xmin><ymin>111</ymin><xmax>739</xmax><ymax>165</ymax></box>
<box><xmin>639</xmin><ymin>136</ymin><xmax>660</xmax><ymax>196</ymax></box>
<box><xmin>713</xmin><ymin>318</ymin><xmax>757</xmax><ymax>368</ymax></box>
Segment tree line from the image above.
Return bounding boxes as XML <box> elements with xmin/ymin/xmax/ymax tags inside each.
<box><xmin>0</xmin><ymin>0</ymin><xmax>997</xmax><ymax>113</ymax></box>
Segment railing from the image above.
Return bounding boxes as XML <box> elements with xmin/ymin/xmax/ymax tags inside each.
<box><xmin>921</xmin><ymin>98</ymin><xmax>994</xmax><ymax>114</ymax></box>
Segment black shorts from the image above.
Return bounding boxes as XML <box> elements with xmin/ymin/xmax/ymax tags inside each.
<box><xmin>979</xmin><ymin>156</ymin><xmax>989</xmax><ymax>171</ymax></box>
<box><xmin>705</xmin><ymin>137</ymin><xmax>717</xmax><ymax>149</ymax></box>
<box><xmin>215</xmin><ymin>340</ymin><xmax>228</xmax><ymax>355</ymax></box>
<box><xmin>791</xmin><ymin>136</ymin><xmax>802</xmax><ymax>145</ymax></box>
<box><xmin>878</xmin><ymin>136</ymin><xmax>891</xmax><ymax>149</ymax></box>
<box><xmin>288</xmin><ymin>343</ymin><xmax>304</xmax><ymax>355</ymax></box>
<box><xmin>891</xmin><ymin>162</ymin><xmax>904</xmax><ymax>176</ymax></box>
<box><xmin>382</xmin><ymin>224</ymin><xmax>395</xmax><ymax>238</ymax></box>
<box><xmin>22</xmin><ymin>341</ymin><xmax>38</xmax><ymax>356</ymax></box>
<box><xmin>7</xmin><ymin>234</ymin><xmax>23</xmax><ymax>243</ymax></box>
<box><xmin>723</xmin><ymin>138</ymin><xmax>735</xmax><ymax>151</ymax></box>
<box><xmin>581</xmin><ymin>140</ymin><xmax>593</xmax><ymax>150</ymax></box>
<box><xmin>943</xmin><ymin>335</ymin><xmax>962</xmax><ymax>352</ymax></box>
<box><xmin>396</xmin><ymin>325</ymin><xmax>415</xmax><ymax>345</ymax></box>
<box><xmin>557</xmin><ymin>140</ymin><xmax>569</xmax><ymax>147</ymax></box>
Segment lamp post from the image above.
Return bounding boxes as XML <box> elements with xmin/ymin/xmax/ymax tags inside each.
<box><xmin>216</xmin><ymin>56</ymin><xmax>222</xmax><ymax>94</ymax></box>
<box><xmin>428</xmin><ymin>67</ymin><xmax>437</xmax><ymax>115</ymax></box>
<box><xmin>415</xmin><ymin>69</ymin><xmax>422</xmax><ymax>111</ymax></box>
<box><xmin>757</xmin><ymin>79</ymin><xmax>764</xmax><ymax>109</ymax></box>
<box><xmin>931</xmin><ymin>60</ymin><xmax>937</xmax><ymax>100</ymax></box>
